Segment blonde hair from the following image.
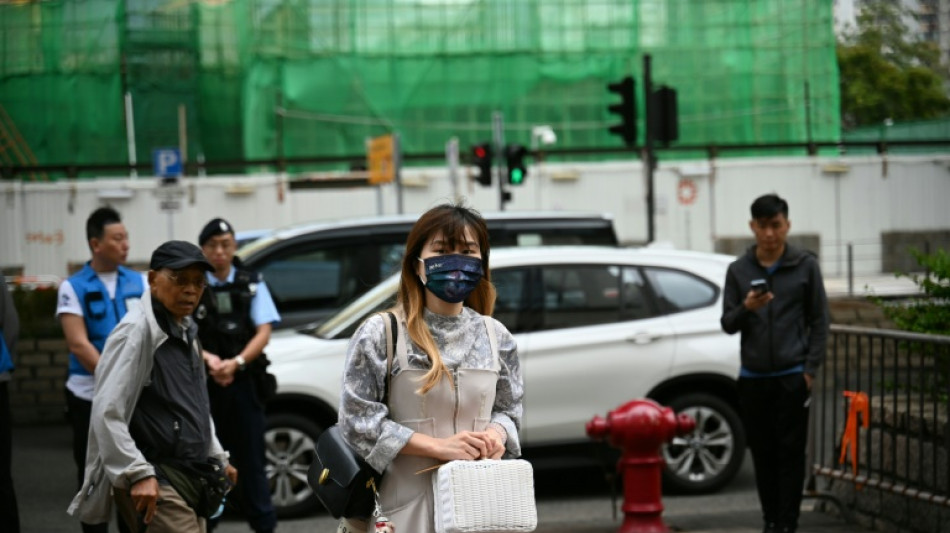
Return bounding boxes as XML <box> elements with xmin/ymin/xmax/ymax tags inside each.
<box><xmin>393</xmin><ymin>203</ymin><xmax>495</xmax><ymax>394</ymax></box>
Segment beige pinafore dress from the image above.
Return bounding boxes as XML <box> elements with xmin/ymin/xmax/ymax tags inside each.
<box><xmin>369</xmin><ymin>315</ymin><xmax>500</xmax><ymax>533</ymax></box>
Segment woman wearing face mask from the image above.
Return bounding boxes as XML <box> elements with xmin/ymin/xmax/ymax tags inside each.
<box><xmin>337</xmin><ymin>203</ymin><xmax>524</xmax><ymax>533</ymax></box>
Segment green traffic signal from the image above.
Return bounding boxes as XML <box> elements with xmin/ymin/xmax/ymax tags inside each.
<box><xmin>505</xmin><ymin>144</ymin><xmax>528</xmax><ymax>185</ymax></box>
<box><xmin>510</xmin><ymin>167</ymin><xmax>524</xmax><ymax>185</ymax></box>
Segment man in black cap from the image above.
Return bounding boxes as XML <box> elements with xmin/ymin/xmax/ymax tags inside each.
<box><xmin>195</xmin><ymin>218</ymin><xmax>279</xmax><ymax>533</ymax></box>
<box><xmin>68</xmin><ymin>241</ymin><xmax>238</xmax><ymax>533</ymax></box>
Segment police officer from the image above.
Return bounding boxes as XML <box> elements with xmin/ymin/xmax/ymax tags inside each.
<box><xmin>57</xmin><ymin>207</ymin><xmax>144</xmax><ymax>533</ymax></box>
<box><xmin>195</xmin><ymin>218</ymin><xmax>279</xmax><ymax>533</ymax></box>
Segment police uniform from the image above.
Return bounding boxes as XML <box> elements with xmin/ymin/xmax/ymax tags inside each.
<box><xmin>194</xmin><ymin>260</ymin><xmax>279</xmax><ymax>533</ymax></box>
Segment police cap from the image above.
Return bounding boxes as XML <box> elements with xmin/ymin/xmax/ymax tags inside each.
<box><xmin>198</xmin><ymin>218</ymin><xmax>235</xmax><ymax>247</ymax></box>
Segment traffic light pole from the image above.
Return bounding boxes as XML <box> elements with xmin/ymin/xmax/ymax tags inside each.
<box><xmin>643</xmin><ymin>54</ymin><xmax>656</xmax><ymax>244</ymax></box>
<box><xmin>492</xmin><ymin>111</ymin><xmax>509</xmax><ymax>211</ymax></box>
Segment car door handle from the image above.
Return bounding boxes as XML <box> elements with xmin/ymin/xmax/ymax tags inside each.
<box><xmin>626</xmin><ymin>332</ymin><xmax>662</xmax><ymax>345</ymax></box>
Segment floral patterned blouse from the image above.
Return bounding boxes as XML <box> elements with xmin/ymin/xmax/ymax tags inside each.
<box><xmin>339</xmin><ymin>307</ymin><xmax>524</xmax><ymax>473</ymax></box>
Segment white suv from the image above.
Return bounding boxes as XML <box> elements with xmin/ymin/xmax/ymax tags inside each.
<box><xmin>262</xmin><ymin>246</ymin><xmax>743</xmax><ymax>517</ymax></box>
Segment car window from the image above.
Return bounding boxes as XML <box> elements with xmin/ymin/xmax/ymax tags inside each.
<box><xmin>540</xmin><ymin>265</ymin><xmax>621</xmax><ymax>330</ymax></box>
<box><xmin>379</xmin><ymin>243</ymin><xmax>404</xmax><ymax>281</ymax></box>
<box><xmin>258</xmin><ymin>245</ymin><xmax>362</xmax><ymax>313</ymax></box>
<box><xmin>621</xmin><ymin>267</ymin><xmax>655</xmax><ymax>320</ymax></box>
<box><xmin>490</xmin><ymin>225</ymin><xmax>617</xmax><ymax>247</ymax></box>
<box><xmin>643</xmin><ymin>267</ymin><xmax>718</xmax><ymax>313</ymax></box>
<box><xmin>492</xmin><ymin>268</ymin><xmax>529</xmax><ymax>332</ymax></box>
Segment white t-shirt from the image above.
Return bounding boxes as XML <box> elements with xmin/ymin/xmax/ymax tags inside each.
<box><xmin>56</xmin><ymin>271</ymin><xmax>148</xmax><ymax>400</ymax></box>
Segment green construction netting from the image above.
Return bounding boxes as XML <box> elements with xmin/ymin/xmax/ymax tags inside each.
<box><xmin>842</xmin><ymin>117</ymin><xmax>950</xmax><ymax>155</ymax></box>
<box><xmin>0</xmin><ymin>0</ymin><xmax>840</xmax><ymax>177</ymax></box>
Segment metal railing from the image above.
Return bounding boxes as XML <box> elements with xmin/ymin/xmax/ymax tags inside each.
<box><xmin>809</xmin><ymin>325</ymin><xmax>950</xmax><ymax>512</ymax></box>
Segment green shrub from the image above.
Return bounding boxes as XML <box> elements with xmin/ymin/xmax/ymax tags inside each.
<box><xmin>875</xmin><ymin>249</ymin><xmax>949</xmax><ymax>400</ymax></box>
<box><xmin>881</xmin><ymin>249</ymin><xmax>950</xmax><ymax>335</ymax></box>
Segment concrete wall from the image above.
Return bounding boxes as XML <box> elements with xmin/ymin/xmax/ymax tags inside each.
<box><xmin>2</xmin><ymin>153</ymin><xmax>950</xmax><ymax>279</ymax></box>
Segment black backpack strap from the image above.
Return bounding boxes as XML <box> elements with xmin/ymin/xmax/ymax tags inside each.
<box><xmin>381</xmin><ymin>312</ymin><xmax>397</xmax><ymax>405</ymax></box>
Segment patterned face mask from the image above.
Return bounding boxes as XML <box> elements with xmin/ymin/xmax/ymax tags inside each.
<box><xmin>418</xmin><ymin>254</ymin><xmax>484</xmax><ymax>303</ymax></box>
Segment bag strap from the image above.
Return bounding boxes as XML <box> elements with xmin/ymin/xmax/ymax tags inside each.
<box><xmin>381</xmin><ymin>312</ymin><xmax>397</xmax><ymax>405</ymax></box>
<box><xmin>483</xmin><ymin>316</ymin><xmax>500</xmax><ymax>372</ymax></box>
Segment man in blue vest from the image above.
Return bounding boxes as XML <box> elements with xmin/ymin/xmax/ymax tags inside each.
<box><xmin>57</xmin><ymin>207</ymin><xmax>146</xmax><ymax>533</ymax></box>
<box><xmin>195</xmin><ymin>218</ymin><xmax>279</xmax><ymax>533</ymax></box>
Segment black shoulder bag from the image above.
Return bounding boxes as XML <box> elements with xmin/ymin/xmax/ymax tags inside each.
<box><xmin>307</xmin><ymin>312</ymin><xmax>397</xmax><ymax>519</ymax></box>
<box><xmin>155</xmin><ymin>457</ymin><xmax>233</xmax><ymax>519</ymax></box>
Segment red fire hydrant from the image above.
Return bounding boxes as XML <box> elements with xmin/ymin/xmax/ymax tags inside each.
<box><xmin>586</xmin><ymin>399</ymin><xmax>696</xmax><ymax>533</ymax></box>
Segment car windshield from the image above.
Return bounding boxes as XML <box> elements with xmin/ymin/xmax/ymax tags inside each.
<box><xmin>235</xmin><ymin>229</ymin><xmax>272</xmax><ymax>249</ymax></box>
<box><xmin>237</xmin><ymin>234</ymin><xmax>280</xmax><ymax>258</ymax></box>
<box><xmin>314</xmin><ymin>274</ymin><xmax>400</xmax><ymax>340</ymax></box>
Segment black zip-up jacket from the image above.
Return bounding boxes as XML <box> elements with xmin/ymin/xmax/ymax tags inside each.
<box><xmin>129</xmin><ymin>297</ymin><xmax>214</xmax><ymax>463</ymax></box>
<box><xmin>720</xmin><ymin>244</ymin><xmax>829</xmax><ymax>376</ymax></box>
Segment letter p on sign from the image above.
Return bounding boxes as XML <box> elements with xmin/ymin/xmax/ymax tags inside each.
<box><xmin>153</xmin><ymin>148</ymin><xmax>182</xmax><ymax>178</ymax></box>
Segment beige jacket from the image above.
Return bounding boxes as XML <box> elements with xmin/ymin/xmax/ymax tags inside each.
<box><xmin>66</xmin><ymin>292</ymin><xmax>228</xmax><ymax>524</ymax></box>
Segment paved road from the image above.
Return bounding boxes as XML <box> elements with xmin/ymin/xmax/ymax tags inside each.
<box><xmin>13</xmin><ymin>423</ymin><xmax>864</xmax><ymax>533</ymax></box>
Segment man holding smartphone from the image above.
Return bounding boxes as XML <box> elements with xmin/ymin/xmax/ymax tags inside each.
<box><xmin>720</xmin><ymin>193</ymin><xmax>829</xmax><ymax>533</ymax></box>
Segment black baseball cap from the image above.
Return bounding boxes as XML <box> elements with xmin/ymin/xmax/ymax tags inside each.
<box><xmin>149</xmin><ymin>240</ymin><xmax>214</xmax><ymax>272</ymax></box>
<box><xmin>199</xmin><ymin>218</ymin><xmax>235</xmax><ymax>246</ymax></box>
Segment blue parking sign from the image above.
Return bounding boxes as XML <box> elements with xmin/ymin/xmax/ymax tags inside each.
<box><xmin>153</xmin><ymin>148</ymin><xmax>182</xmax><ymax>178</ymax></box>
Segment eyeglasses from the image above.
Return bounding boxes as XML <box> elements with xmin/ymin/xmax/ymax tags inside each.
<box><xmin>161</xmin><ymin>270</ymin><xmax>208</xmax><ymax>290</ymax></box>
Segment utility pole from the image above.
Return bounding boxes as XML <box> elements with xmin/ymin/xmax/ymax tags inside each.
<box><xmin>275</xmin><ymin>90</ymin><xmax>285</xmax><ymax>174</ymax></box>
<box><xmin>446</xmin><ymin>137</ymin><xmax>460</xmax><ymax>200</ymax></box>
<box><xmin>492</xmin><ymin>111</ymin><xmax>510</xmax><ymax>211</ymax></box>
<box><xmin>643</xmin><ymin>54</ymin><xmax>656</xmax><ymax>244</ymax></box>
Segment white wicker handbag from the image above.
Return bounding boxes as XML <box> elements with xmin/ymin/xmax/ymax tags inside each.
<box><xmin>432</xmin><ymin>459</ymin><xmax>537</xmax><ymax>533</ymax></box>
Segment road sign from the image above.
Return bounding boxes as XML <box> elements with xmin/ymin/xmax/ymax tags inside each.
<box><xmin>153</xmin><ymin>181</ymin><xmax>185</xmax><ymax>213</ymax></box>
<box><xmin>367</xmin><ymin>134</ymin><xmax>397</xmax><ymax>185</ymax></box>
<box><xmin>159</xmin><ymin>200</ymin><xmax>181</xmax><ymax>212</ymax></box>
<box><xmin>153</xmin><ymin>148</ymin><xmax>182</xmax><ymax>178</ymax></box>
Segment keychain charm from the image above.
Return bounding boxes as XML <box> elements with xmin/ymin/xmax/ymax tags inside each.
<box><xmin>374</xmin><ymin>515</ymin><xmax>394</xmax><ymax>533</ymax></box>
<box><xmin>371</xmin><ymin>491</ymin><xmax>394</xmax><ymax>532</ymax></box>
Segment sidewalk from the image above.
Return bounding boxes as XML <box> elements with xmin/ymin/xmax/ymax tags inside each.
<box><xmin>824</xmin><ymin>273</ymin><xmax>919</xmax><ymax>299</ymax></box>
<box><xmin>531</xmin><ymin>508</ymin><xmax>857</xmax><ymax>533</ymax></box>
<box><xmin>524</xmin><ymin>495</ymin><xmax>859</xmax><ymax>533</ymax></box>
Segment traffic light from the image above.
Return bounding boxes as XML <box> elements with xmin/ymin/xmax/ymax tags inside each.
<box><xmin>651</xmin><ymin>85</ymin><xmax>679</xmax><ymax>147</ymax></box>
<box><xmin>471</xmin><ymin>142</ymin><xmax>493</xmax><ymax>186</ymax></box>
<box><xmin>606</xmin><ymin>76</ymin><xmax>637</xmax><ymax>147</ymax></box>
<box><xmin>505</xmin><ymin>144</ymin><xmax>528</xmax><ymax>185</ymax></box>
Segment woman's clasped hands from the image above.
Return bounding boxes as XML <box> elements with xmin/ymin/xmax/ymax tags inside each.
<box><xmin>438</xmin><ymin>429</ymin><xmax>505</xmax><ymax>461</ymax></box>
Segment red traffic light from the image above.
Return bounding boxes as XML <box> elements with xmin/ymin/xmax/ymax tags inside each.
<box><xmin>471</xmin><ymin>142</ymin><xmax>493</xmax><ymax>186</ymax></box>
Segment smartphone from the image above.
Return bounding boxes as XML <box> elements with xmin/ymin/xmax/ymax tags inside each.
<box><xmin>750</xmin><ymin>279</ymin><xmax>769</xmax><ymax>294</ymax></box>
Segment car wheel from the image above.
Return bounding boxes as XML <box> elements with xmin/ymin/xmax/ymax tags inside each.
<box><xmin>660</xmin><ymin>393</ymin><xmax>746</xmax><ymax>494</ymax></box>
<box><xmin>265</xmin><ymin>413</ymin><xmax>323</xmax><ymax>518</ymax></box>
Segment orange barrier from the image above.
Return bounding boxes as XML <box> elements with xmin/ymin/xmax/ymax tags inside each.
<box><xmin>838</xmin><ymin>391</ymin><xmax>869</xmax><ymax>486</ymax></box>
